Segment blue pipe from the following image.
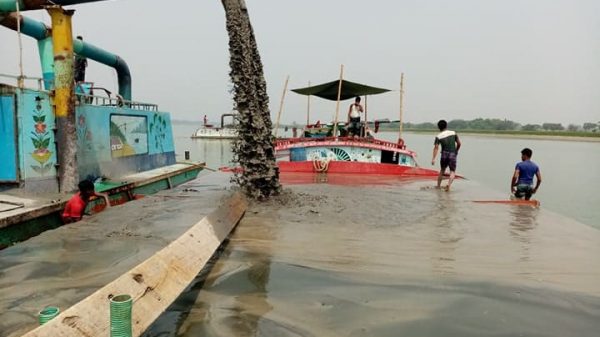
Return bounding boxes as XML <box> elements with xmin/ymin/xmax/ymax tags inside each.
<box><xmin>38</xmin><ymin>37</ymin><xmax>55</xmax><ymax>90</ymax></box>
<box><xmin>0</xmin><ymin>0</ymin><xmax>106</xmax><ymax>12</ymax></box>
<box><xmin>74</xmin><ymin>40</ymin><xmax>132</xmax><ymax>100</ymax></box>
<box><xmin>0</xmin><ymin>13</ymin><xmax>132</xmax><ymax>100</ymax></box>
<box><xmin>0</xmin><ymin>11</ymin><xmax>47</xmax><ymax>39</ymax></box>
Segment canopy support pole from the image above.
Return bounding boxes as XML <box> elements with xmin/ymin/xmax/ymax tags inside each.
<box><xmin>333</xmin><ymin>64</ymin><xmax>344</xmax><ymax>139</ymax></box>
<box><xmin>274</xmin><ymin>75</ymin><xmax>289</xmax><ymax>138</ymax></box>
<box><xmin>399</xmin><ymin>73</ymin><xmax>405</xmax><ymax>141</ymax></box>
<box><xmin>364</xmin><ymin>95</ymin><xmax>368</xmax><ymax>137</ymax></box>
<box><xmin>306</xmin><ymin>80</ymin><xmax>311</xmax><ymax>126</ymax></box>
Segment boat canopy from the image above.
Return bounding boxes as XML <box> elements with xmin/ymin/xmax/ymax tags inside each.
<box><xmin>291</xmin><ymin>79</ymin><xmax>390</xmax><ymax>101</ymax></box>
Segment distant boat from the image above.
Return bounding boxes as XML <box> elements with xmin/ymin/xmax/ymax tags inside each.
<box><xmin>191</xmin><ymin>113</ymin><xmax>237</xmax><ymax>139</ymax></box>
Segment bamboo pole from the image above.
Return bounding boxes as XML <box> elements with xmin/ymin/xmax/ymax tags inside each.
<box><xmin>333</xmin><ymin>65</ymin><xmax>344</xmax><ymax>138</ymax></box>
<box><xmin>364</xmin><ymin>95</ymin><xmax>368</xmax><ymax>137</ymax></box>
<box><xmin>306</xmin><ymin>80</ymin><xmax>311</xmax><ymax>126</ymax></box>
<box><xmin>399</xmin><ymin>73</ymin><xmax>405</xmax><ymax>140</ymax></box>
<box><xmin>274</xmin><ymin>75</ymin><xmax>290</xmax><ymax>138</ymax></box>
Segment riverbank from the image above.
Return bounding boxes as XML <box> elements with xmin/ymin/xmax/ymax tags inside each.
<box><xmin>380</xmin><ymin>128</ymin><xmax>600</xmax><ymax>142</ymax></box>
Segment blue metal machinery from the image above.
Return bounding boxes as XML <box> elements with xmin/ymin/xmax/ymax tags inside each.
<box><xmin>0</xmin><ymin>12</ymin><xmax>132</xmax><ymax>100</ymax></box>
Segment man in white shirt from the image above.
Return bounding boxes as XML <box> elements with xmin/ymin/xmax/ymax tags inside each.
<box><xmin>347</xmin><ymin>96</ymin><xmax>364</xmax><ymax>136</ymax></box>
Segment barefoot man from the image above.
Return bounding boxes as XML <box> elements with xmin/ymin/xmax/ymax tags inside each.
<box><xmin>431</xmin><ymin>120</ymin><xmax>461</xmax><ymax>190</ymax></box>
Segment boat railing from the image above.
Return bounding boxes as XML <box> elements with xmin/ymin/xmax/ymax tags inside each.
<box><xmin>0</xmin><ymin>74</ymin><xmax>158</xmax><ymax>111</ymax></box>
<box><xmin>275</xmin><ymin>136</ymin><xmax>414</xmax><ymax>155</ymax></box>
<box><xmin>75</xmin><ymin>92</ymin><xmax>158</xmax><ymax>111</ymax></box>
<box><xmin>0</xmin><ymin>73</ymin><xmax>47</xmax><ymax>91</ymax></box>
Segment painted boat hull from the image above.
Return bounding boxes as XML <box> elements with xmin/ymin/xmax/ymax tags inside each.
<box><xmin>277</xmin><ymin>160</ymin><xmax>441</xmax><ymax>176</ymax></box>
<box><xmin>275</xmin><ymin>137</ymin><xmax>444</xmax><ymax>177</ymax></box>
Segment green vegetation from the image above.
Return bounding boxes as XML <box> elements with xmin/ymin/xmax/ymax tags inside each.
<box><xmin>371</xmin><ymin>119</ymin><xmax>600</xmax><ymax>138</ymax></box>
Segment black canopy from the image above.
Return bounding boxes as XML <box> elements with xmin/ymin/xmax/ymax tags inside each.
<box><xmin>291</xmin><ymin>79</ymin><xmax>390</xmax><ymax>101</ymax></box>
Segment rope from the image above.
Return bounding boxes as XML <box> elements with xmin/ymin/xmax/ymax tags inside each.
<box><xmin>312</xmin><ymin>158</ymin><xmax>330</xmax><ymax>173</ymax></box>
<box><xmin>15</xmin><ymin>0</ymin><xmax>25</xmax><ymax>88</ymax></box>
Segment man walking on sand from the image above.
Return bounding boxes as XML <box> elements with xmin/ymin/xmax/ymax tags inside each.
<box><xmin>431</xmin><ymin>120</ymin><xmax>461</xmax><ymax>191</ymax></box>
<box><xmin>511</xmin><ymin>148</ymin><xmax>542</xmax><ymax>200</ymax></box>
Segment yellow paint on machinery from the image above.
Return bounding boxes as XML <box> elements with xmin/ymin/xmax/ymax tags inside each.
<box><xmin>47</xmin><ymin>7</ymin><xmax>75</xmax><ymax>118</ymax></box>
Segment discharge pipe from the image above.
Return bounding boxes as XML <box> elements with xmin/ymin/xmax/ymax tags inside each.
<box><xmin>0</xmin><ymin>0</ymin><xmax>106</xmax><ymax>12</ymax></box>
<box><xmin>0</xmin><ymin>12</ymin><xmax>132</xmax><ymax>100</ymax></box>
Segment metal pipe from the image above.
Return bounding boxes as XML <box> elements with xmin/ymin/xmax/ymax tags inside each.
<box><xmin>73</xmin><ymin>39</ymin><xmax>131</xmax><ymax>100</ymax></box>
<box><xmin>0</xmin><ymin>13</ymin><xmax>132</xmax><ymax>100</ymax></box>
<box><xmin>0</xmin><ymin>11</ymin><xmax>47</xmax><ymax>39</ymax></box>
<box><xmin>37</xmin><ymin>37</ymin><xmax>54</xmax><ymax>89</ymax></box>
<box><xmin>0</xmin><ymin>0</ymin><xmax>106</xmax><ymax>12</ymax></box>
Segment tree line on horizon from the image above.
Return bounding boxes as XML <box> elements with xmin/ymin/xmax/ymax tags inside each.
<box><xmin>389</xmin><ymin>118</ymin><xmax>599</xmax><ymax>132</ymax></box>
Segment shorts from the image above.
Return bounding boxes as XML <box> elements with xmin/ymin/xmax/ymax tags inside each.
<box><xmin>514</xmin><ymin>184</ymin><xmax>533</xmax><ymax>200</ymax></box>
<box><xmin>440</xmin><ymin>151</ymin><xmax>457</xmax><ymax>172</ymax></box>
<box><xmin>349</xmin><ymin>117</ymin><xmax>361</xmax><ymax>135</ymax></box>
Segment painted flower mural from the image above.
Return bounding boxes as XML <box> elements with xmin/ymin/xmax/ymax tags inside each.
<box><xmin>30</xmin><ymin>104</ymin><xmax>53</xmax><ymax>175</ymax></box>
<box><xmin>77</xmin><ymin>113</ymin><xmax>94</xmax><ymax>151</ymax></box>
<box><xmin>150</xmin><ymin>113</ymin><xmax>167</xmax><ymax>152</ymax></box>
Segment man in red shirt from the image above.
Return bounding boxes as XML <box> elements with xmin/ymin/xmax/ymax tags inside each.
<box><xmin>62</xmin><ymin>180</ymin><xmax>108</xmax><ymax>223</ymax></box>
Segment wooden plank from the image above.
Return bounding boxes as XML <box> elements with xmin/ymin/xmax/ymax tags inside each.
<box><xmin>472</xmin><ymin>199</ymin><xmax>540</xmax><ymax>206</ymax></box>
<box><xmin>20</xmin><ymin>192</ymin><xmax>247</xmax><ymax>337</ymax></box>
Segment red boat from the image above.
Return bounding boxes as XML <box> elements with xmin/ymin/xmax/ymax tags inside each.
<box><xmin>275</xmin><ymin>136</ymin><xmax>439</xmax><ymax>177</ymax></box>
<box><xmin>274</xmin><ymin>75</ymin><xmax>442</xmax><ymax>178</ymax></box>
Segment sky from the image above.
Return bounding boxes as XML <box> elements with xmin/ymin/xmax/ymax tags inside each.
<box><xmin>1</xmin><ymin>0</ymin><xmax>599</xmax><ymax>126</ymax></box>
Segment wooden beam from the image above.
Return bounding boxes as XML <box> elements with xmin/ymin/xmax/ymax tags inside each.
<box><xmin>20</xmin><ymin>192</ymin><xmax>247</xmax><ymax>337</ymax></box>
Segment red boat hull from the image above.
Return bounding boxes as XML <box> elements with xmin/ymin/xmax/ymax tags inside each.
<box><xmin>277</xmin><ymin>161</ymin><xmax>441</xmax><ymax>177</ymax></box>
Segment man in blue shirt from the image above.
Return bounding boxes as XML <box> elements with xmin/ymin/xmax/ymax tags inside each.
<box><xmin>511</xmin><ymin>148</ymin><xmax>542</xmax><ymax>200</ymax></box>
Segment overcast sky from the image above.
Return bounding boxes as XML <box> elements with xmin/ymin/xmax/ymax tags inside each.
<box><xmin>1</xmin><ymin>0</ymin><xmax>598</xmax><ymax>125</ymax></box>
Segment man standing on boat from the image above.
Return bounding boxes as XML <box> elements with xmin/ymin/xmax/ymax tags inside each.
<box><xmin>511</xmin><ymin>148</ymin><xmax>542</xmax><ymax>200</ymax></box>
<box><xmin>74</xmin><ymin>36</ymin><xmax>88</xmax><ymax>83</ymax></box>
<box><xmin>431</xmin><ymin>120</ymin><xmax>461</xmax><ymax>191</ymax></box>
<box><xmin>347</xmin><ymin>96</ymin><xmax>364</xmax><ymax>137</ymax></box>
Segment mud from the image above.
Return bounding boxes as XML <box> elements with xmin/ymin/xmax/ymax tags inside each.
<box><xmin>0</xmin><ymin>172</ymin><xmax>232</xmax><ymax>337</ymax></box>
<box><xmin>221</xmin><ymin>0</ymin><xmax>281</xmax><ymax>200</ymax></box>
<box><xmin>145</xmin><ymin>178</ymin><xmax>600</xmax><ymax>337</ymax></box>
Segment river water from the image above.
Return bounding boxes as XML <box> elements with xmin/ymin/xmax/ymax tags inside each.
<box><xmin>145</xmin><ymin>124</ymin><xmax>600</xmax><ymax>337</ymax></box>
<box><xmin>174</xmin><ymin>123</ymin><xmax>600</xmax><ymax>229</ymax></box>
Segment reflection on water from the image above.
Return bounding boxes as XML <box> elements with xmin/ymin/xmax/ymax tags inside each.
<box><xmin>509</xmin><ymin>205</ymin><xmax>539</xmax><ymax>262</ymax></box>
<box><xmin>430</xmin><ymin>191</ymin><xmax>461</xmax><ymax>276</ymax></box>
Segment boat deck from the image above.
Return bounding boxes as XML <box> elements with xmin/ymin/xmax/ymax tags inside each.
<box><xmin>0</xmin><ymin>162</ymin><xmax>205</xmax><ymax>248</ymax></box>
<box><xmin>0</xmin><ymin>192</ymin><xmax>65</xmax><ymax>230</ymax></box>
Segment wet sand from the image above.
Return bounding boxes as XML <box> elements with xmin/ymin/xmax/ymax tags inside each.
<box><xmin>0</xmin><ymin>172</ymin><xmax>232</xmax><ymax>337</ymax></box>
<box><xmin>3</xmin><ymin>174</ymin><xmax>600</xmax><ymax>337</ymax></box>
<box><xmin>147</xmin><ymin>177</ymin><xmax>600</xmax><ymax>337</ymax></box>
